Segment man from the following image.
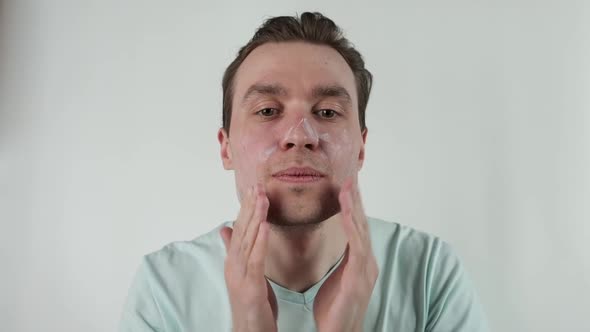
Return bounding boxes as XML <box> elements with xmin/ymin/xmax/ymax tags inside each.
<box><xmin>119</xmin><ymin>12</ymin><xmax>489</xmax><ymax>332</ymax></box>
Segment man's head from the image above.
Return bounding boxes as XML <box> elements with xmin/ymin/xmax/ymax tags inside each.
<box><xmin>221</xmin><ymin>12</ymin><xmax>372</xmax><ymax>135</ymax></box>
<box><xmin>218</xmin><ymin>12</ymin><xmax>373</xmax><ymax>228</ymax></box>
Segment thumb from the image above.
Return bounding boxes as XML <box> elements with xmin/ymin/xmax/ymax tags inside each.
<box><xmin>219</xmin><ymin>226</ymin><xmax>233</xmax><ymax>252</ymax></box>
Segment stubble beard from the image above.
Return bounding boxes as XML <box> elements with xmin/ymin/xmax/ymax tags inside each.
<box><xmin>266</xmin><ymin>185</ymin><xmax>340</xmax><ymax>235</ymax></box>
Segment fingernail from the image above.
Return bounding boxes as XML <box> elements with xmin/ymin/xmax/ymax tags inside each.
<box><xmin>256</xmin><ymin>183</ymin><xmax>263</xmax><ymax>195</ymax></box>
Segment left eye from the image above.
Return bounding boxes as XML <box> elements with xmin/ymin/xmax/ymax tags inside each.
<box><xmin>256</xmin><ymin>108</ymin><xmax>279</xmax><ymax>117</ymax></box>
<box><xmin>316</xmin><ymin>109</ymin><xmax>337</xmax><ymax>118</ymax></box>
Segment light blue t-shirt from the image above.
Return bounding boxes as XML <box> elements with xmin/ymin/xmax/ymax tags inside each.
<box><xmin>119</xmin><ymin>217</ymin><xmax>489</xmax><ymax>331</ymax></box>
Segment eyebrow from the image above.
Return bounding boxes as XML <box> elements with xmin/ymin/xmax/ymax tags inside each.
<box><xmin>311</xmin><ymin>85</ymin><xmax>352</xmax><ymax>106</ymax></box>
<box><xmin>240</xmin><ymin>82</ymin><xmax>352</xmax><ymax>107</ymax></box>
<box><xmin>241</xmin><ymin>83</ymin><xmax>288</xmax><ymax>104</ymax></box>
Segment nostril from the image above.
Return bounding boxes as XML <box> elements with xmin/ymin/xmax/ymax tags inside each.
<box><xmin>282</xmin><ymin>142</ymin><xmax>317</xmax><ymax>150</ymax></box>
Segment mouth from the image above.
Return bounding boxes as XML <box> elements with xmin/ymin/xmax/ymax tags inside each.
<box><xmin>272</xmin><ymin>167</ymin><xmax>326</xmax><ymax>183</ymax></box>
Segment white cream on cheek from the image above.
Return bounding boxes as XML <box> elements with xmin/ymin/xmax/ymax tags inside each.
<box><xmin>234</xmin><ymin>135</ymin><xmax>260</xmax><ymax>201</ymax></box>
<box><xmin>233</xmin><ymin>117</ymin><xmax>358</xmax><ymax>202</ymax></box>
<box><xmin>279</xmin><ymin>115</ymin><xmax>357</xmax><ymax>183</ymax></box>
<box><xmin>261</xmin><ymin>144</ymin><xmax>278</xmax><ymax>160</ymax></box>
<box><xmin>318</xmin><ymin>128</ymin><xmax>357</xmax><ymax>182</ymax></box>
<box><xmin>233</xmin><ymin>132</ymin><xmax>278</xmax><ymax>202</ymax></box>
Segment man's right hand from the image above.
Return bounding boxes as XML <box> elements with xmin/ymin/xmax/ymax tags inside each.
<box><xmin>220</xmin><ymin>184</ymin><xmax>278</xmax><ymax>332</ymax></box>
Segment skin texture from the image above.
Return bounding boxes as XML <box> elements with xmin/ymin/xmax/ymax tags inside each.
<box><xmin>220</xmin><ymin>184</ymin><xmax>278</xmax><ymax>332</ymax></box>
<box><xmin>219</xmin><ymin>41</ymin><xmax>364</xmax><ymax>227</ymax></box>
<box><xmin>218</xmin><ymin>41</ymin><xmax>378</xmax><ymax>332</ymax></box>
<box><xmin>312</xmin><ymin>177</ymin><xmax>379</xmax><ymax>332</ymax></box>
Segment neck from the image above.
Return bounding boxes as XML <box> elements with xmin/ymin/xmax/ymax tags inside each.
<box><xmin>264</xmin><ymin>213</ymin><xmax>347</xmax><ymax>293</ymax></box>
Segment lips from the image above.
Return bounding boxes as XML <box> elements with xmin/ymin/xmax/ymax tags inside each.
<box><xmin>272</xmin><ymin>167</ymin><xmax>325</xmax><ymax>183</ymax></box>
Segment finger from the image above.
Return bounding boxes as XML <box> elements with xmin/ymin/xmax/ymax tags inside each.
<box><xmin>351</xmin><ymin>175</ymin><xmax>365</xmax><ymax>215</ymax></box>
<box><xmin>241</xmin><ymin>183</ymin><xmax>269</xmax><ymax>261</ymax></box>
<box><xmin>339</xmin><ymin>243</ymin><xmax>350</xmax><ymax>273</ymax></box>
<box><xmin>230</xmin><ymin>185</ymin><xmax>256</xmax><ymax>258</ymax></box>
<box><xmin>340</xmin><ymin>178</ymin><xmax>363</xmax><ymax>235</ymax></box>
<box><xmin>233</xmin><ymin>185</ymin><xmax>254</xmax><ymax>237</ymax></box>
<box><xmin>349</xmin><ymin>177</ymin><xmax>370</xmax><ymax>245</ymax></box>
<box><xmin>248</xmin><ymin>219</ymin><xmax>270</xmax><ymax>278</ymax></box>
<box><xmin>338</xmin><ymin>185</ymin><xmax>362</xmax><ymax>257</ymax></box>
<box><xmin>220</xmin><ymin>226</ymin><xmax>233</xmax><ymax>252</ymax></box>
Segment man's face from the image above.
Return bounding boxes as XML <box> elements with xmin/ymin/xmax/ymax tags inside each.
<box><xmin>218</xmin><ymin>41</ymin><xmax>367</xmax><ymax>226</ymax></box>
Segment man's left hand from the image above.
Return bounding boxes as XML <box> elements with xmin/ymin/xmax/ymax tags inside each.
<box><xmin>313</xmin><ymin>177</ymin><xmax>379</xmax><ymax>332</ymax></box>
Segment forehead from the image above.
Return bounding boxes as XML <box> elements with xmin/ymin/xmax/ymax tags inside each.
<box><xmin>232</xmin><ymin>42</ymin><xmax>357</xmax><ymax>104</ymax></box>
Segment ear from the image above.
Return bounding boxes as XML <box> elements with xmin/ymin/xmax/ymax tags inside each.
<box><xmin>357</xmin><ymin>127</ymin><xmax>368</xmax><ymax>171</ymax></box>
<box><xmin>218</xmin><ymin>128</ymin><xmax>234</xmax><ymax>170</ymax></box>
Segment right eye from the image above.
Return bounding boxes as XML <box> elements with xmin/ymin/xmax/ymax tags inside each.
<box><xmin>256</xmin><ymin>108</ymin><xmax>279</xmax><ymax>117</ymax></box>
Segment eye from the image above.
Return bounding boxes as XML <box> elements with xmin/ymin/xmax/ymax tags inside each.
<box><xmin>316</xmin><ymin>109</ymin><xmax>338</xmax><ymax>119</ymax></box>
<box><xmin>256</xmin><ymin>108</ymin><xmax>279</xmax><ymax>117</ymax></box>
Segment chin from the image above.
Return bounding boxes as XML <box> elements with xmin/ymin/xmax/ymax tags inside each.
<box><xmin>266</xmin><ymin>189</ymin><xmax>340</xmax><ymax>227</ymax></box>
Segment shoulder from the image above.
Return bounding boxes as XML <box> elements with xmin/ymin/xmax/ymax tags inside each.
<box><xmin>367</xmin><ymin>216</ymin><xmax>452</xmax><ymax>256</ymax></box>
<box><xmin>120</xmin><ymin>222</ymin><xmax>234</xmax><ymax>330</ymax></box>
<box><xmin>366</xmin><ymin>217</ymin><xmax>489</xmax><ymax>331</ymax></box>
<box><xmin>367</xmin><ymin>216</ymin><xmax>462</xmax><ymax>285</ymax></box>
<box><xmin>141</xmin><ymin>221</ymin><xmax>232</xmax><ymax>281</ymax></box>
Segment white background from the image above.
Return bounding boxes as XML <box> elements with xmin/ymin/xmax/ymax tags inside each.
<box><xmin>1</xmin><ymin>0</ymin><xmax>589</xmax><ymax>331</ymax></box>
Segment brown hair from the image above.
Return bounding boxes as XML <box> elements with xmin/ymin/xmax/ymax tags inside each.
<box><xmin>221</xmin><ymin>12</ymin><xmax>372</xmax><ymax>134</ymax></box>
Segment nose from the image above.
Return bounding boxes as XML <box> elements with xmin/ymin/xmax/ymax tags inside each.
<box><xmin>280</xmin><ymin>117</ymin><xmax>320</xmax><ymax>151</ymax></box>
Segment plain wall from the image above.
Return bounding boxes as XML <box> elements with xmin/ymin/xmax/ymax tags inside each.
<box><xmin>1</xmin><ymin>0</ymin><xmax>589</xmax><ymax>331</ymax></box>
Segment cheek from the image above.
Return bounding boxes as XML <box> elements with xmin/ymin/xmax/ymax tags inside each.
<box><xmin>232</xmin><ymin>130</ymin><xmax>278</xmax><ymax>194</ymax></box>
<box><xmin>319</xmin><ymin>129</ymin><xmax>359</xmax><ymax>181</ymax></box>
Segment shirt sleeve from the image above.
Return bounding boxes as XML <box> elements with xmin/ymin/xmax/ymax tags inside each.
<box><xmin>425</xmin><ymin>240</ymin><xmax>490</xmax><ymax>332</ymax></box>
<box><xmin>118</xmin><ymin>257</ymin><xmax>166</xmax><ymax>332</ymax></box>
